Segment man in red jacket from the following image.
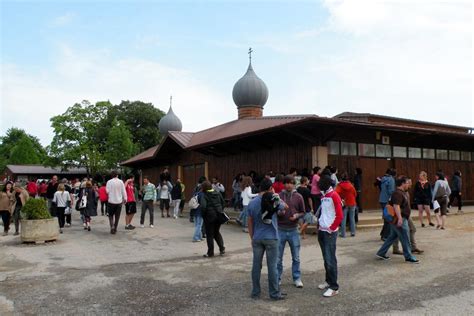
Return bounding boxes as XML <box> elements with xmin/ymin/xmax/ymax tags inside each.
<box><xmin>317</xmin><ymin>175</ymin><xmax>343</xmax><ymax>297</ymax></box>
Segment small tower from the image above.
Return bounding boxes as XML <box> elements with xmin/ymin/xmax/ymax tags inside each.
<box><xmin>158</xmin><ymin>96</ymin><xmax>183</xmax><ymax>135</ymax></box>
<box><xmin>232</xmin><ymin>48</ymin><xmax>269</xmax><ymax>119</ymax></box>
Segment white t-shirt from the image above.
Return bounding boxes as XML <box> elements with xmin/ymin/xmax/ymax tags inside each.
<box><xmin>106</xmin><ymin>177</ymin><xmax>127</xmax><ymax>204</ymax></box>
<box><xmin>242</xmin><ymin>186</ymin><xmax>258</xmax><ymax>206</ymax></box>
<box><xmin>53</xmin><ymin>191</ymin><xmax>71</xmax><ymax>207</ymax></box>
<box><xmin>160</xmin><ymin>184</ymin><xmax>169</xmax><ymax>199</ymax></box>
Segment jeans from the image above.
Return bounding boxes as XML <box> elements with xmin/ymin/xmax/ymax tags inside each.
<box><xmin>172</xmin><ymin>199</ymin><xmax>181</xmax><ymax>218</ymax></box>
<box><xmin>239</xmin><ymin>206</ymin><xmax>249</xmax><ymax>228</ymax></box>
<box><xmin>277</xmin><ymin>228</ymin><xmax>301</xmax><ymax>282</ymax></box>
<box><xmin>204</xmin><ymin>220</ymin><xmax>225</xmax><ymax>256</ymax></box>
<box><xmin>141</xmin><ymin>200</ymin><xmax>154</xmax><ymax>225</ymax></box>
<box><xmin>1</xmin><ymin>211</ymin><xmax>11</xmax><ymax>232</ymax></box>
<box><xmin>193</xmin><ymin>214</ymin><xmax>203</xmax><ymax>241</ymax></box>
<box><xmin>380</xmin><ymin>202</ymin><xmax>390</xmax><ymax>239</ymax></box>
<box><xmin>56</xmin><ymin>207</ymin><xmax>66</xmax><ymax>228</ymax></box>
<box><xmin>318</xmin><ymin>230</ymin><xmax>339</xmax><ymax>290</ymax></box>
<box><xmin>448</xmin><ymin>191</ymin><xmax>462</xmax><ymax>210</ymax></box>
<box><xmin>340</xmin><ymin>206</ymin><xmax>356</xmax><ymax>237</ymax></box>
<box><xmin>393</xmin><ymin>218</ymin><xmax>417</xmax><ymax>251</ymax></box>
<box><xmin>251</xmin><ymin>239</ymin><xmax>280</xmax><ymax>299</ymax></box>
<box><xmin>377</xmin><ymin>218</ymin><xmax>415</xmax><ymax>260</ymax></box>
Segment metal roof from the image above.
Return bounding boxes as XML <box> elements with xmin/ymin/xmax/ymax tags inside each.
<box><xmin>6</xmin><ymin>164</ymin><xmax>88</xmax><ymax>175</ymax></box>
<box><xmin>122</xmin><ymin>113</ymin><xmax>474</xmax><ymax>166</ymax></box>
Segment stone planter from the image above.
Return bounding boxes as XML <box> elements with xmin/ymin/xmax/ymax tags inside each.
<box><xmin>20</xmin><ymin>218</ymin><xmax>59</xmax><ymax>243</ymax></box>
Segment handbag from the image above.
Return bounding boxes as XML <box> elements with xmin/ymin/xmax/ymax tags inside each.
<box><xmin>189</xmin><ymin>195</ymin><xmax>200</xmax><ymax>209</ymax></box>
<box><xmin>217</xmin><ymin>211</ymin><xmax>230</xmax><ymax>224</ymax></box>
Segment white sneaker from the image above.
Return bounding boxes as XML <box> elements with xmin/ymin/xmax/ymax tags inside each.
<box><xmin>318</xmin><ymin>282</ymin><xmax>329</xmax><ymax>290</ymax></box>
<box><xmin>323</xmin><ymin>288</ymin><xmax>339</xmax><ymax>297</ymax></box>
<box><xmin>140</xmin><ymin>224</ymin><xmax>145</xmax><ymax>228</ymax></box>
<box><xmin>294</xmin><ymin>279</ymin><xmax>303</xmax><ymax>288</ymax></box>
<box><xmin>150</xmin><ymin>225</ymin><xmax>154</xmax><ymax>228</ymax></box>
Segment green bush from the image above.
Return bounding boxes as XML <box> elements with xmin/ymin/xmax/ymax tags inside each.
<box><xmin>21</xmin><ymin>198</ymin><xmax>52</xmax><ymax>220</ymax></box>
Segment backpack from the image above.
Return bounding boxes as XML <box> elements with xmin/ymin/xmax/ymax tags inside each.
<box><xmin>383</xmin><ymin>204</ymin><xmax>398</xmax><ymax>224</ymax></box>
<box><xmin>189</xmin><ymin>194</ymin><xmax>200</xmax><ymax>210</ymax></box>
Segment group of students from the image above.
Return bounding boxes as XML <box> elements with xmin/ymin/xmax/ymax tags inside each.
<box><xmin>376</xmin><ymin>169</ymin><xmax>464</xmax><ymax>263</ymax></box>
<box><xmin>233</xmin><ymin>166</ymin><xmax>362</xmax><ymax>241</ymax></box>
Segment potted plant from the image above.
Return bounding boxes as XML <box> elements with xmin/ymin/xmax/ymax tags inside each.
<box><xmin>20</xmin><ymin>199</ymin><xmax>59</xmax><ymax>243</ymax></box>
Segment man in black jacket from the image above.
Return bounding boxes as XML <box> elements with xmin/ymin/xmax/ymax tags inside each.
<box><xmin>200</xmin><ymin>181</ymin><xmax>226</xmax><ymax>258</ymax></box>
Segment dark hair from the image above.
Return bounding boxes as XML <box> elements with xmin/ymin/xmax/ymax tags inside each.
<box><xmin>283</xmin><ymin>175</ymin><xmax>295</xmax><ymax>185</ymax></box>
<box><xmin>143</xmin><ymin>176</ymin><xmax>149</xmax><ymax>181</ymax></box>
<box><xmin>289</xmin><ymin>168</ymin><xmax>298</xmax><ymax>175</ymax></box>
<box><xmin>313</xmin><ymin>166</ymin><xmax>321</xmax><ymax>174</ymax></box>
<box><xmin>111</xmin><ymin>171</ymin><xmax>118</xmax><ymax>178</ymax></box>
<box><xmin>340</xmin><ymin>172</ymin><xmax>349</xmax><ymax>181</ymax></box>
<box><xmin>321</xmin><ymin>168</ymin><xmax>331</xmax><ymax>177</ymax></box>
<box><xmin>198</xmin><ymin>176</ymin><xmax>207</xmax><ymax>184</ymax></box>
<box><xmin>318</xmin><ymin>175</ymin><xmax>332</xmax><ymax>192</ymax></box>
<box><xmin>395</xmin><ymin>176</ymin><xmax>408</xmax><ymax>187</ymax></box>
<box><xmin>260</xmin><ymin>178</ymin><xmax>273</xmax><ymax>192</ymax></box>
<box><xmin>389</xmin><ymin>168</ymin><xmax>397</xmax><ymax>177</ymax></box>
<box><xmin>201</xmin><ymin>181</ymin><xmax>212</xmax><ymax>191</ymax></box>
<box><xmin>128</xmin><ymin>175</ymin><xmax>135</xmax><ymax>180</ymax></box>
<box><xmin>356</xmin><ymin>168</ymin><xmax>362</xmax><ymax>175</ymax></box>
<box><xmin>436</xmin><ymin>172</ymin><xmax>445</xmax><ymax>180</ymax></box>
<box><xmin>330</xmin><ymin>166</ymin><xmax>338</xmax><ymax>174</ymax></box>
<box><xmin>275</xmin><ymin>174</ymin><xmax>284</xmax><ymax>183</ymax></box>
<box><xmin>2</xmin><ymin>181</ymin><xmax>13</xmax><ymax>193</ymax></box>
<box><xmin>454</xmin><ymin>170</ymin><xmax>461</xmax><ymax>176</ymax></box>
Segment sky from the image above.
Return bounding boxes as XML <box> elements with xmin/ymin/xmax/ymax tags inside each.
<box><xmin>1</xmin><ymin>0</ymin><xmax>472</xmax><ymax>146</ymax></box>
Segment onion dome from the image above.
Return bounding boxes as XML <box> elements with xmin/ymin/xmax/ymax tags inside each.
<box><xmin>232</xmin><ymin>51</ymin><xmax>268</xmax><ymax>109</ymax></box>
<box><xmin>158</xmin><ymin>106</ymin><xmax>182</xmax><ymax>135</ymax></box>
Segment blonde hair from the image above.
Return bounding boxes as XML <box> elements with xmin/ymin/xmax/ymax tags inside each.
<box><xmin>57</xmin><ymin>183</ymin><xmax>65</xmax><ymax>191</ymax></box>
<box><xmin>419</xmin><ymin>171</ymin><xmax>427</xmax><ymax>181</ymax></box>
<box><xmin>86</xmin><ymin>181</ymin><xmax>93</xmax><ymax>188</ymax></box>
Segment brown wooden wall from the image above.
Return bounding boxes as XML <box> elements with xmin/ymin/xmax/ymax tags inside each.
<box><xmin>329</xmin><ymin>155</ymin><xmax>474</xmax><ymax>210</ymax></box>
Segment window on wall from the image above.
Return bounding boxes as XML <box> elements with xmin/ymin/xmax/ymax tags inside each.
<box><xmin>376</xmin><ymin>144</ymin><xmax>391</xmax><ymax>157</ymax></box>
<box><xmin>461</xmin><ymin>151</ymin><xmax>471</xmax><ymax>161</ymax></box>
<box><xmin>327</xmin><ymin>141</ymin><xmax>340</xmax><ymax>155</ymax></box>
<box><xmin>422</xmin><ymin>148</ymin><xmax>435</xmax><ymax>159</ymax></box>
<box><xmin>436</xmin><ymin>149</ymin><xmax>448</xmax><ymax>160</ymax></box>
<box><xmin>393</xmin><ymin>146</ymin><xmax>407</xmax><ymax>158</ymax></box>
<box><xmin>341</xmin><ymin>142</ymin><xmax>357</xmax><ymax>156</ymax></box>
<box><xmin>358</xmin><ymin>143</ymin><xmax>375</xmax><ymax>157</ymax></box>
<box><xmin>449</xmin><ymin>151</ymin><xmax>460</xmax><ymax>161</ymax></box>
<box><xmin>408</xmin><ymin>147</ymin><xmax>422</xmax><ymax>159</ymax></box>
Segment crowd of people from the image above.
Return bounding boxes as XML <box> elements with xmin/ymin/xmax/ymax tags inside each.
<box><xmin>0</xmin><ymin>165</ymin><xmax>465</xmax><ymax>300</ymax></box>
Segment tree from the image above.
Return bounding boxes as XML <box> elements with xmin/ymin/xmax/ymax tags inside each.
<box><xmin>101</xmin><ymin>100</ymin><xmax>165</xmax><ymax>152</ymax></box>
<box><xmin>0</xmin><ymin>128</ymin><xmax>47</xmax><ymax>171</ymax></box>
<box><xmin>49</xmin><ymin>100</ymin><xmax>111</xmax><ymax>175</ymax></box>
<box><xmin>103</xmin><ymin>119</ymin><xmax>137</xmax><ymax>170</ymax></box>
<box><xmin>9</xmin><ymin>136</ymin><xmax>42</xmax><ymax>164</ymax></box>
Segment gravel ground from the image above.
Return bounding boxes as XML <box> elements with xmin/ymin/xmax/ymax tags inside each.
<box><xmin>1</xmin><ymin>208</ymin><xmax>473</xmax><ymax>315</ymax></box>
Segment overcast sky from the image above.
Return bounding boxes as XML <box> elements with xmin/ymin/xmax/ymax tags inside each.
<box><xmin>1</xmin><ymin>0</ymin><xmax>472</xmax><ymax>146</ymax></box>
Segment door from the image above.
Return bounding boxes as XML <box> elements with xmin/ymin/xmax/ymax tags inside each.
<box><xmin>359</xmin><ymin>158</ymin><xmax>392</xmax><ymax>210</ymax></box>
<box><xmin>182</xmin><ymin>163</ymin><xmax>205</xmax><ymax>199</ymax></box>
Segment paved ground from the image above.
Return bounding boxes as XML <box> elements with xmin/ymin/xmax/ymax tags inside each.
<box><xmin>0</xmin><ymin>206</ymin><xmax>473</xmax><ymax>315</ymax></box>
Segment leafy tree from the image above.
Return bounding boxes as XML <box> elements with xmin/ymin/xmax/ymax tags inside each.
<box><xmin>101</xmin><ymin>100</ymin><xmax>165</xmax><ymax>152</ymax></box>
<box><xmin>104</xmin><ymin>119</ymin><xmax>137</xmax><ymax>169</ymax></box>
<box><xmin>0</xmin><ymin>128</ymin><xmax>47</xmax><ymax>171</ymax></box>
<box><xmin>49</xmin><ymin>100</ymin><xmax>111</xmax><ymax>175</ymax></box>
<box><xmin>9</xmin><ymin>136</ymin><xmax>42</xmax><ymax>164</ymax></box>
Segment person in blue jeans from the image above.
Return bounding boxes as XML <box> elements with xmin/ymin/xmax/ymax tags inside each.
<box><xmin>248</xmin><ymin>178</ymin><xmax>286</xmax><ymax>300</ymax></box>
<box><xmin>192</xmin><ymin>190</ymin><xmax>204</xmax><ymax>242</ymax></box>
<box><xmin>277</xmin><ymin>176</ymin><xmax>306</xmax><ymax>289</ymax></box>
<box><xmin>376</xmin><ymin>176</ymin><xmax>419</xmax><ymax>264</ymax></box>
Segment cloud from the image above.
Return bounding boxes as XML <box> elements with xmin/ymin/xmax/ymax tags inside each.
<box><xmin>273</xmin><ymin>0</ymin><xmax>472</xmax><ymax>126</ymax></box>
<box><xmin>1</xmin><ymin>45</ymin><xmax>233</xmax><ymax>146</ymax></box>
<box><xmin>51</xmin><ymin>12</ymin><xmax>75</xmax><ymax>27</ymax></box>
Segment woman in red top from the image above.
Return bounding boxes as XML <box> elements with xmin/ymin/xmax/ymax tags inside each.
<box><xmin>272</xmin><ymin>174</ymin><xmax>285</xmax><ymax>194</ymax></box>
<box><xmin>98</xmin><ymin>183</ymin><xmax>108</xmax><ymax>216</ymax></box>
<box><xmin>335</xmin><ymin>172</ymin><xmax>358</xmax><ymax>237</ymax></box>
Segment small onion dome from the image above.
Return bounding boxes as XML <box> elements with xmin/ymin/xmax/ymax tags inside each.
<box><xmin>158</xmin><ymin>106</ymin><xmax>182</xmax><ymax>135</ymax></box>
<box><xmin>232</xmin><ymin>62</ymin><xmax>268</xmax><ymax>109</ymax></box>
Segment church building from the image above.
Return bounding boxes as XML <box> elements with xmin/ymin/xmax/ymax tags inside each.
<box><xmin>122</xmin><ymin>54</ymin><xmax>474</xmax><ymax>209</ymax></box>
